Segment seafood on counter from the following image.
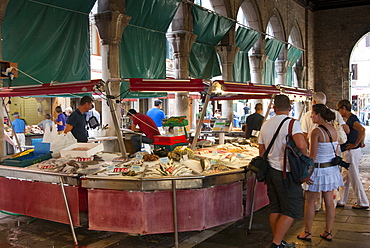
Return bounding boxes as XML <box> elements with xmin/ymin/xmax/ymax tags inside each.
<box><xmin>144</xmin><ymin>161</ymin><xmax>199</xmax><ymax>177</ymax></box>
<box><xmin>167</xmin><ymin>146</ymin><xmax>194</xmax><ymax>161</ymax></box>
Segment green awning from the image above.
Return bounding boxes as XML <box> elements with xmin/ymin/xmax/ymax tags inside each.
<box><xmin>3</xmin><ymin>0</ymin><xmax>94</xmax><ymax>86</ymax></box>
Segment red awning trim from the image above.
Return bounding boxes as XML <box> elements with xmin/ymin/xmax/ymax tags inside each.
<box><xmin>217</xmin><ymin>81</ymin><xmax>312</xmax><ymax>97</ymax></box>
<box><xmin>0</xmin><ymin>80</ymin><xmax>102</xmax><ymax>97</ymax></box>
<box><xmin>129</xmin><ymin>78</ymin><xmax>205</xmax><ymax>92</ymax></box>
<box><xmin>211</xmin><ymin>94</ymin><xmax>273</xmax><ymax>101</ymax></box>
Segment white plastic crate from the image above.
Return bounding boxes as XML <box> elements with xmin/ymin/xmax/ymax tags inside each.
<box><xmin>60</xmin><ymin>143</ymin><xmax>103</xmax><ymax>158</ymax></box>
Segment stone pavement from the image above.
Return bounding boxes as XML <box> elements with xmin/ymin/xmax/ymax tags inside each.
<box><xmin>1</xmin><ymin>128</ymin><xmax>370</xmax><ymax>248</ymax></box>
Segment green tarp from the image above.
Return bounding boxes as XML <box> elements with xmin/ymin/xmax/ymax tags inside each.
<box><xmin>120</xmin><ymin>0</ymin><xmax>180</xmax><ymax>79</ymax></box>
<box><xmin>189</xmin><ymin>5</ymin><xmax>234</xmax><ymax>79</ymax></box>
<box><xmin>120</xmin><ymin>81</ymin><xmax>166</xmax><ymax>99</ymax></box>
<box><xmin>263</xmin><ymin>38</ymin><xmax>284</xmax><ymax>85</ymax></box>
<box><xmin>286</xmin><ymin>46</ymin><xmax>303</xmax><ymax>86</ymax></box>
<box><xmin>2</xmin><ymin>0</ymin><xmax>94</xmax><ymax>87</ymax></box>
<box><xmin>233</xmin><ymin>27</ymin><xmax>261</xmax><ymax>82</ymax></box>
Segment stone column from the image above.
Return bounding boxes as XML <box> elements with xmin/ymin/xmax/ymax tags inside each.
<box><xmin>275</xmin><ymin>60</ymin><xmax>289</xmax><ymax>85</ymax></box>
<box><xmin>216</xmin><ymin>45</ymin><xmax>239</xmax><ymax>82</ymax></box>
<box><xmin>216</xmin><ymin>45</ymin><xmax>239</xmax><ymax>121</ymax></box>
<box><xmin>167</xmin><ymin>31</ymin><xmax>197</xmax><ymax>79</ymax></box>
<box><xmin>250</xmin><ymin>54</ymin><xmax>267</xmax><ymax>84</ymax></box>
<box><xmin>166</xmin><ymin>32</ymin><xmax>196</xmax><ymax>127</ymax></box>
<box><xmin>93</xmin><ymin>8</ymin><xmax>130</xmax><ymax>152</ymax></box>
<box><xmin>0</xmin><ymin>0</ymin><xmax>10</xmax><ymax>157</ymax></box>
<box><xmin>294</xmin><ymin>66</ymin><xmax>306</xmax><ymax>88</ymax></box>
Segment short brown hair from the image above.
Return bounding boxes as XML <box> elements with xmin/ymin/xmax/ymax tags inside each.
<box><xmin>337</xmin><ymin>99</ymin><xmax>351</xmax><ymax>111</ymax></box>
<box><xmin>274</xmin><ymin>95</ymin><xmax>291</xmax><ymax>111</ymax></box>
<box><xmin>80</xmin><ymin>96</ymin><xmax>93</xmax><ymax>106</ymax></box>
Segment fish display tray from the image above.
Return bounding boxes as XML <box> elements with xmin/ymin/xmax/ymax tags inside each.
<box><xmin>4</xmin><ymin>152</ymin><xmax>52</xmax><ymax>167</ymax></box>
<box><xmin>60</xmin><ymin>143</ymin><xmax>103</xmax><ymax>158</ymax></box>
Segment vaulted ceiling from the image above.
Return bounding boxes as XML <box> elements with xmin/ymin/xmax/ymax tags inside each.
<box><xmin>295</xmin><ymin>0</ymin><xmax>370</xmax><ymax>11</ymax></box>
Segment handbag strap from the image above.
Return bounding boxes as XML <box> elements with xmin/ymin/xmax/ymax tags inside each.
<box><xmin>262</xmin><ymin>117</ymin><xmax>290</xmax><ymax>158</ymax></box>
<box><xmin>318</xmin><ymin>124</ymin><xmax>337</xmax><ymax>154</ymax></box>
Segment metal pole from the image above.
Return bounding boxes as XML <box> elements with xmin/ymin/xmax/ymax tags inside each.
<box><xmin>172</xmin><ymin>180</ymin><xmax>179</xmax><ymax>248</ymax></box>
<box><xmin>191</xmin><ymin>82</ymin><xmax>213</xmax><ymax>150</ymax></box>
<box><xmin>247</xmin><ymin>176</ymin><xmax>259</xmax><ymax>234</ymax></box>
<box><xmin>59</xmin><ymin>176</ymin><xmax>78</xmax><ymax>246</ymax></box>
<box><xmin>105</xmin><ymin>81</ymin><xmax>127</xmax><ymax>158</ymax></box>
<box><xmin>1</xmin><ymin>97</ymin><xmax>22</xmax><ymax>152</ymax></box>
<box><xmin>263</xmin><ymin>94</ymin><xmax>275</xmax><ymax>122</ymax></box>
<box><xmin>298</xmin><ymin>101</ymin><xmax>307</xmax><ymax>121</ymax></box>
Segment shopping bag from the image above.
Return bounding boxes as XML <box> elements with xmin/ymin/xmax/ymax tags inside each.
<box><xmin>50</xmin><ymin>132</ymin><xmax>77</xmax><ymax>157</ymax></box>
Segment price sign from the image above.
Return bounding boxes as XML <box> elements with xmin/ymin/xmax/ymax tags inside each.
<box><xmin>160</xmin><ymin>157</ymin><xmax>170</xmax><ymax>163</ymax></box>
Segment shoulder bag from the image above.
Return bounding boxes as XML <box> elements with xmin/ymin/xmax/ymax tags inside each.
<box><xmin>318</xmin><ymin>124</ymin><xmax>350</xmax><ymax>170</ymax></box>
<box><xmin>248</xmin><ymin>117</ymin><xmax>290</xmax><ymax>182</ymax></box>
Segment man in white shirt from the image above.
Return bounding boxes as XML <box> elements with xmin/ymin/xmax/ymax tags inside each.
<box><xmin>259</xmin><ymin>95</ymin><xmax>308</xmax><ymax>248</ymax></box>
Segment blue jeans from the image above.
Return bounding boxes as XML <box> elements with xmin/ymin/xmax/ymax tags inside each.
<box><xmin>131</xmin><ymin>134</ymin><xmax>154</xmax><ymax>152</ymax></box>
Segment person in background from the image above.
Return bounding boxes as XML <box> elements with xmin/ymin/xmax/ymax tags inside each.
<box><xmin>64</xmin><ymin>96</ymin><xmax>93</xmax><ymax>142</ymax></box>
<box><xmin>214</xmin><ymin>109</ymin><xmax>221</xmax><ymax>119</ymax></box>
<box><xmin>243</xmin><ymin>104</ymin><xmax>250</xmax><ymax>115</ymax></box>
<box><xmin>55</xmin><ymin>106</ymin><xmax>66</xmax><ymax>134</ymax></box>
<box><xmin>38</xmin><ymin>114</ymin><xmax>54</xmax><ymax>131</ymax></box>
<box><xmin>12</xmin><ymin>112</ymin><xmax>26</xmax><ymax>153</ymax></box>
<box><xmin>85</xmin><ymin>104</ymin><xmax>101</xmax><ymax>129</ymax></box>
<box><xmin>259</xmin><ymin>95</ymin><xmax>307</xmax><ymax>248</ymax></box>
<box><xmin>297</xmin><ymin>104</ymin><xmax>344</xmax><ymax>242</ymax></box>
<box><xmin>336</xmin><ymin>100</ymin><xmax>369</xmax><ymax>209</ymax></box>
<box><xmin>126</xmin><ymin>109</ymin><xmax>160</xmax><ymax>154</ymax></box>
<box><xmin>64</xmin><ymin>107</ymin><xmax>73</xmax><ymax>119</ymax></box>
<box><xmin>146</xmin><ymin>99</ymin><xmax>166</xmax><ymax>132</ymax></box>
<box><xmin>245</xmin><ymin>103</ymin><xmax>264</xmax><ymax>139</ymax></box>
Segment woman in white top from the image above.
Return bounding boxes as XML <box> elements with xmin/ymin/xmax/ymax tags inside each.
<box><xmin>297</xmin><ymin>104</ymin><xmax>344</xmax><ymax>242</ymax></box>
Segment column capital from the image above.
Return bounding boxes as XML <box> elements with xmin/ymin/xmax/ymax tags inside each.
<box><xmin>215</xmin><ymin>45</ymin><xmax>239</xmax><ymax>64</ymax></box>
<box><xmin>216</xmin><ymin>45</ymin><xmax>239</xmax><ymax>81</ymax></box>
<box><xmin>275</xmin><ymin>60</ymin><xmax>289</xmax><ymax>74</ymax></box>
<box><xmin>249</xmin><ymin>54</ymin><xmax>268</xmax><ymax>72</ymax></box>
<box><xmin>93</xmin><ymin>11</ymin><xmax>131</xmax><ymax>45</ymax></box>
<box><xmin>166</xmin><ymin>31</ymin><xmax>197</xmax><ymax>55</ymax></box>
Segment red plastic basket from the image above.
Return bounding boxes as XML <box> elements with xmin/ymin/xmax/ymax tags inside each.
<box><xmin>153</xmin><ymin>135</ymin><xmax>187</xmax><ymax>145</ymax></box>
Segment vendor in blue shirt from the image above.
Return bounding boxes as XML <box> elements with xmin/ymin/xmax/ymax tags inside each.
<box><xmin>146</xmin><ymin>99</ymin><xmax>166</xmax><ymax>131</ymax></box>
<box><xmin>12</xmin><ymin>112</ymin><xmax>26</xmax><ymax>152</ymax></box>
<box><xmin>64</xmin><ymin>96</ymin><xmax>93</xmax><ymax>142</ymax></box>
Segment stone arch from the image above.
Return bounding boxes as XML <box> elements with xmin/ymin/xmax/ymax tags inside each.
<box><xmin>288</xmin><ymin>23</ymin><xmax>304</xmax><ymax>66</ymax></box>
<box><xmin>266</xmin><ymin>8</ymin><xmax>286</xmax><ymax>60</ymax></box>
<box><xmin>238</xmin><ymin>0</ymin><xmax>263</xmax><ymax>53</ymax></box>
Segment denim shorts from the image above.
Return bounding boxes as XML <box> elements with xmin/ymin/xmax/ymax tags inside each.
<box><xmin>265</xmin><ymin>167</ymin><xmax>304</xmax><ymax>219</ymax></box>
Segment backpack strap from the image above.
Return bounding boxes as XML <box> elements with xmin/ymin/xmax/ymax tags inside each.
<box><xmin>262</xmin><ymin>117</ymin><xmax>290</xmax><ymax>159</ymax></box>
<box><xmin>283</xmin><ymin>119</ymin><xmax>296</xmax><ymax>179</ymax></box>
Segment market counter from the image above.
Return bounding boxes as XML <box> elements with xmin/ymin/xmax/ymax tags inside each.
<box><xmin>0</xmin><ymin>166</ymin><xmax>81</xmax><ymax>226</ymax></box>
<box><xmin>81</xmin><ymin>169</ymin><xmax>245</xmax><ymax>191</ymax></box>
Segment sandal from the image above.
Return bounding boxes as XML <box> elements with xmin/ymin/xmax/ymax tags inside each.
<box><xmin>320</xmin><ymin>230</ymin><xmax>332</xmax><ymax>241</ymax></box>
<box><xmin>352</xmin><ymin>204</ymin><xmax>369</xmax><ymax>209</ymax></box>
<box><xmin>297</xmin><ymin>231</ymin><xmax>312</xmax><ymax>241</ymax></box>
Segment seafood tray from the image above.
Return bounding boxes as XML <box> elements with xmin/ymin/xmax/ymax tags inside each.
<box><xmin>60</xmin><ymin>143</ymin><xmax>103</xmax><ymax>158</ymax></box>
<box><xmin>4</xmin><ymin>143</ymin><xmax>52</xmax><ymax>167</ymax></box>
